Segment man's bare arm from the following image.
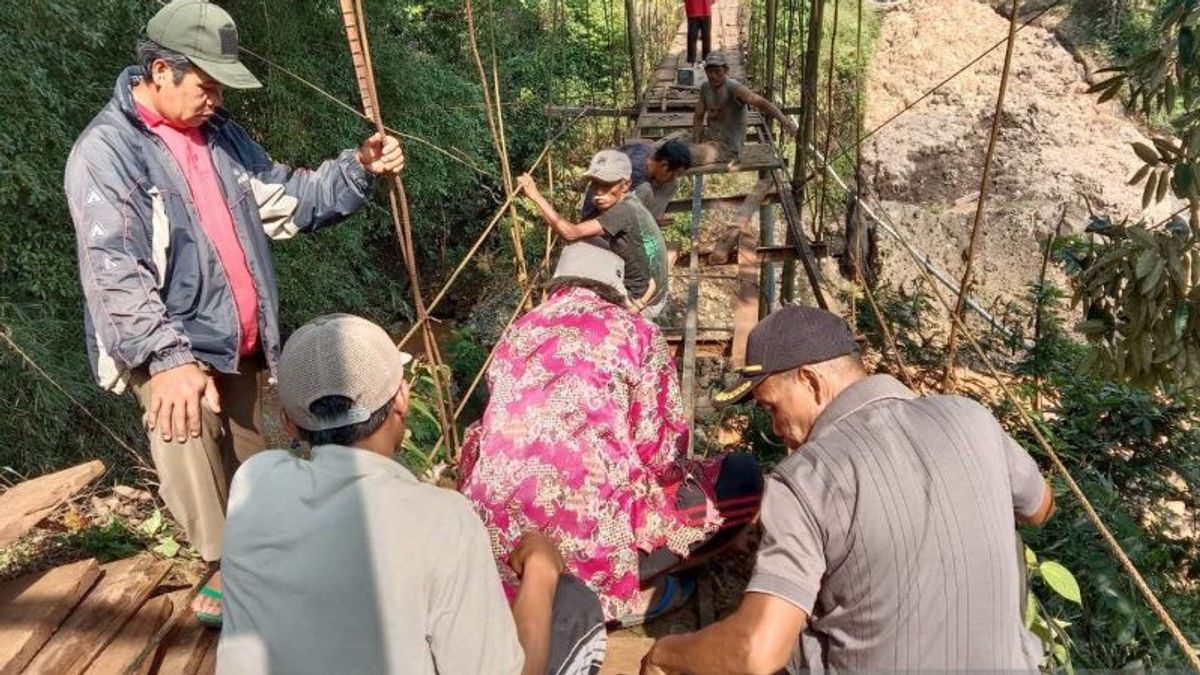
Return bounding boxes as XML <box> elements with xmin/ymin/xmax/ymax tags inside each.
<box><xmin>736</xmin><ymin>85</ymin><xmax>799</xmax><ymax>136</ymax></box>
<box><xmin>1018</xmin><ymin>480</ymin><xmax>1055</xmax><ymax>526</ymax></box>
<box><xmin>510</xmin><ymin>532</ymin><xmax>563</xmax><ymax>675</ymax></box>
<box><xmin>693</xmin><ymin>94</ymin><xmax>707</xmax><ymax>143</ymax></box>
<box><xmin>641</xmin><ymin>593</ymin><xmax>807</xmax><ymax>675</ymax></box>
<box><xmin>516</xmin><ymin>173</ymin><xmax>604</xmax><ymax>241</ymax></box>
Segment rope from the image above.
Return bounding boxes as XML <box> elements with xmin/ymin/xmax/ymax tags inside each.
<box><xmin>396</xmin><ymin>109</ymin><xmax>589</xmax><ymax>350</ymax></box>
<box><xmin>338</xmin><ymin>0</ymin><xmax>459</xmax><ymax>453</ymax></box>
<box><xmin>940</xmin><ymin>0</ymin><xmax>1021</xmax><ymax>389</ymax></box>
<box><xmin>0</xmin><ymin>324</ymin><xmax>152</xmax><ymax>473</ymax></box>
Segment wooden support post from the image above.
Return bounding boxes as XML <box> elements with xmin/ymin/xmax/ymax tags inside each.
<box><xmin>681</xmin><ymin>176</ymin><xmax>704</xmax><ymax>457</ymax></box>
<box><xmin>759</xmin><ymin>169</ymin><xmax>777</xmax><ymax>318</ymax></box>
<box><xmin>786</xmin><ymin>0</ymin><xmax>825</xmax><ymax>303</ymax></box>
<box><xmin>624</xmin><ymin>0</ymin><xmax>643</xmax><ymax>107</ymax></box>
<box><xmin>765</xmin><ymin>0</ymin><xmax>779</xmax><ymax>103</ymax></box>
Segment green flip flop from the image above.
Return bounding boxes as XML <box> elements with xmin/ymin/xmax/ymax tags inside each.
<box><xmin>194</xmin><ymin>585</ymin><xmax>223</xmax><ymax>628</ymax></box>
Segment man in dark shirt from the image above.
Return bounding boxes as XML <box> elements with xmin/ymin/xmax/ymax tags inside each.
<box><xmin>580</xmin><ymin>139</ymin><xmax>692</xmax><ymax>224</ymax></box>
<box><xmin>518</xmin><ymin>150</ymin><xmax>669</xmax><ymax>317</ymax></box>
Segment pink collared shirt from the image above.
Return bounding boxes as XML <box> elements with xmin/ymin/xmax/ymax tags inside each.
<box><xmin>137</xmin><ymin>103</ymin><xmax>260</xmax><ymax>357</ymax></box>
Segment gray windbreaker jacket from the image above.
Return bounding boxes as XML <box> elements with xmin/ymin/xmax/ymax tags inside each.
<box><xmin>65</xmin><ymin>67</ymin><xmax>374</xmax><ymax>392</ymax></box>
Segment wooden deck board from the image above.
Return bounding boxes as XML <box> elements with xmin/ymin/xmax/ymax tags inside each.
<box><xmin>0</xmin><ymin>461</ymin><xmax>105</xmax><ymax>549</ymax></box>
<box><xmin>0</xmin><ymin>559</ymin><xmax>102</xmax><ymax>675</ymax></box>
<box><xmin>23</xmin><ymin>555</ymin><xmax>173</xmax><ymax>675</ymax></box>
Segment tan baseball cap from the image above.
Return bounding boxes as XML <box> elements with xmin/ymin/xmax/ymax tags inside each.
<box><xmin>146</xmin><ymin>0</ymin><xmax>262</xmax><ymax>89</ymax></box>
<box><xmin>278</xmin><ymin>314</ymin><xmax>412</xmax><ymax>431</ymax></box>
<box><xmin>582</xmin><ymin>149</ymin><xmax>633</xmax><ymax>183</ymax></box>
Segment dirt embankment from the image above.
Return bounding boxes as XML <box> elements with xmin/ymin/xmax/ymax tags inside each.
<box><xmin>861</xmin><ymin>0</ymin><xmax>1183</xmax><ymax>314</ymax></box>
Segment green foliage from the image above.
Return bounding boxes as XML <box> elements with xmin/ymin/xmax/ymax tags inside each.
<box><xmin>1025</xmin><ymin>546</ymin><xmax>1083</xmax><ymax>672</ymax></box>
<box><xmin>1058</xmin><ymin>218</ymin><xmax>1200</xmax><ymax>390</ymax></box>
<box><xmin>0</xmin><ymin>0</ymin><xmax>635</xmax><ymax>479</ymax></box>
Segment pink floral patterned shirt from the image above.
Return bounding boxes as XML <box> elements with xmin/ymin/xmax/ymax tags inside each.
<box><xmin>458</xmin><ymin>286</ymin><xmax>721</xmax><ymax>619</ymax></box>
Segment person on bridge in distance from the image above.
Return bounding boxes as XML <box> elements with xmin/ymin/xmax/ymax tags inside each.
<box><xmin>691</xmin><ymin>51</ymin><xmax>799</xmax><ymax>165</ymax></box>
<box><xmin>685</xmin><ymin>0</ymin><xmax>714</xmax><ymax>66</ymax></box>
<box><xmin>217</xmin><ymin>314</ymin><xmax>606</xmax><ymax>675</ymax></box>
<box><xmin>580</xmin><ymin>138</ymin><xmax>693</xmax><ymax>226</ymax></box>
<box><xmin>63</xmin><ymin>0</ymin><xmax>403</xmax><ymax>626</ymax></box>
<box><xmin>458</xmin><ymin>243</ymin><xmax>764</xmax><ymax>629</ymax></box>
<box><xmin>518</xmin><ymin>150</ymin><xmax>670</xmax><ymax>318</ymax></box>
<box><xmin>639</xmin><ymin>306</ymin><xmax>1056</xmax><ymax>675</ymax></box>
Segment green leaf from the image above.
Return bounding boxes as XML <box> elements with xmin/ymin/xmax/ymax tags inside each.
<box><xmin>1132</xmin><ymin>142</ymin><xmax>1160</xmax><ymax>165</ymax></box>
<box><xmin>1024</xmin><ymin>591</ymin><xmax>1038</xmax><ymax>628</ymax></box>
<box><xmin>1024</xmin><ymin>545</ymin><xmax>1038</xmax><ymax>568</ymax></box>
<box><xmin>1040</xmin><ymin>561</ymin><xmax>1082</xmax><ymax>604</ymax></box>
<box><xmin>1143</xmin><ymin>171</ymin><xmax>1159</xmax><ymax>208</ymax></box>
<box><xmin>153</xmin><ymin>536</ymin><xmax>181</xmax><ymax>558</ymax></box>
<box><xmin>139</xmin><ymin>509</ymin><xmax>164</xmax><ymax>536</ymax></box>
<box><xmin>1129</xmin><ymin>163</ymin><xmax>1151</xmax><ymax>186</ymax></box>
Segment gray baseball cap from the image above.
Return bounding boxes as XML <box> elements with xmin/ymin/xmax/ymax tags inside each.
<box><xmin>582</xmin><ymin>149</ymin><xmax>633</xmax><ymax>183</ymax></box>
<box><xmin>553</xmin><ymin>243</ymin><xmax>628</xmax><ymax>299</ymax></box>
<box><xmin>278</xmin><ymin>314</ymin><xmax>412</xmax><ymax>431</ymax></box>
<box><xmin>147</xmin><ymin>0</ymin><xmax>262</xmax><ymax>89</ymax></box>
<box><xmin>713</xmin><ymin>305</ymin><xmax>858</xmax><ymax>406</ymax></box>
<box><xmin>705</xmin><ymin>51</ymin><xmax>729</xmax><ymax>68</ymax></box>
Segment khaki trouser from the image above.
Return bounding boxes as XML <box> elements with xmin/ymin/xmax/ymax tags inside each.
<box><xmin>689</xmin><ymin>135</ymin><xmax>739</xmax><ymax>165</ymax></box>
<box><xmin>130</xmin><ymin>356</ymin><xmax>266</xmax><ymax>562</ymax></box>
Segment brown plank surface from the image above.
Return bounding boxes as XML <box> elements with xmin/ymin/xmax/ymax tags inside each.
<box><xmin>152</xmin><ymin>593</ymin><xmax>217</xmax><ymax>675</ymax></box>
<box><xmin>683</xmin><ymin>144</ymin><xmax>781</xmax><ymax>176</ymax></box>
<box><xmin>732</xmin><ymin>204</ymin><xmax>764</xmax><ymax>366</ymax></box>
<box><xmin>638</xmin><ymin>110</ymin><xmax>762</xmax><ymax>129</ymax></box>
<box><xmin>0</xmin><ymin>460</ymin><xmax>105</xmax><ymax>549</ymax></box>
<box><xmin>84</xmin><ymin>593</ymin><xmax>174</xmax><ymax>675</ymax></box>
<box><xmin>23</xmin><ymin>555</ymin><xmax>173</xmax><ymax>675</ymax></box>
<box><xmin>0</xmin><ymin>559</ymin><xmax>102</xmax><ymax>675</ymax></box>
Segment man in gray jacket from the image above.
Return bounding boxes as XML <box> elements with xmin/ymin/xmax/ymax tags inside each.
<box><xmin>64</xmin><ymin>0</ymin><xmax>403</xmax><ymax>623</ymax></box>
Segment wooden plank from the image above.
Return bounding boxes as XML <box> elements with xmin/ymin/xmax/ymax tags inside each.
<box><xmin>681</xmin><ymin>175</ymin><xmax>705</xmax><ymax>456</ymax></box>
<box><xmin>0</xmin><ymin>460</ymin><xmax>105</xmax><ymax>549</ymax></box>
<box><xmin>0</xmin><ymin>559</ymin><xmax>102</xmax><ymax>675</ymax></box>
<box><xmin>683</xmin><ymin>144</ymin><xmax>781</xmax><ymax>176</ymax></box>
<box><xmin>23</xmin><ymin>555</ymin><xmax>173</xmax><ymax>675</ymax></box>
<box><xmin>84</xmin><ymin>593</ymin><xmax>174</xmax><ymax>675</ymax></box>
<box><xmin>194</xmin><ymin>638</ymin><xmax>216</xmax><ymax>675</ymax></box>
<box><xmin>664</xmin><ymin>191</ymin><xmax>776</xmax><ymax>214</ymax></box>
<box><xmin>638</xmin><ymin>110</ymin><xmax>763</xmax><ymax>129</ymax></box>
<box><xmin>757</xmin><ymin>242</ymin><xmax>831</xmax><ymax>262</ymax></box>
<box><xmin>151</xmin><ymin>609</ymin><xmax>216</xmax><ymax>675</ymax></box>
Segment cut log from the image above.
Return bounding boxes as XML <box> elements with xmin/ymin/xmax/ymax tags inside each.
<box><xmin>0</xmin><ymin>460</ymin><xmax>105</xmax><ymax>548</ymax></box>
<box><xmin>0</xmin><ymin>559</ymin><xmax>102</xmax><ymax>675</ymax></box>
<box><xmin>151</xmin><ymin>608</ymin><xmax>217</xmax><ymax>675</ymax></box>
<box><xmin>23</xmin><ymin>555</ymin><xmax>173</xmax><ymax>675</ymax></box>
<box><xmin>83</xmin><ymin>592</ymin><xmax>174</xmax><ymax>675</ymax></box>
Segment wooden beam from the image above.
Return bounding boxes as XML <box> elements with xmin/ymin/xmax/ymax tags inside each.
<box><xmin>0</xmin><ymin>559</ymin><xmax>102</xmax><ymax>675</ymax></box>
<box><xmin>23</xmin><ymin>555</ymin><xmax>173</xmax><ymax>675</ymax></box>
<box><xmin>757</xmin><ymin>242</ymin><xmax>830</xmax><ymax>262</ymax></box>
<box><xmin>681</xmin><ymin>176</ymin><xmax>704</xmax><ymax>456</ymax></box>
<box><xmin>543</xmin><ymin>105</ymin><xmax>638</xmax><ymax>118</ymax></box>
<box><xmin>664</xmin><ymin>191</ymin><xmax>777</xmax><ymax>214</ymax></box>
<box><xmin>0</xmin><ymin>460</ymin><xmax>105</xmax><ymax>549</ymax></box>
<box><xmin>683</xmin><ymin>144</ymin><xmax>782</xmax><ymax>176</ymax></box>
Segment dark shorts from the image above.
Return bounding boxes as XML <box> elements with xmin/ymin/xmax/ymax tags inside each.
<box><xmin>548</xmin><ymin>575</ymin><xmax>607</xmax><ymax>675</ymax></box>
<box><xmin>638</xmin><ymin>452</ymin><xmax>764</xmax><ymax>581</ymax></box>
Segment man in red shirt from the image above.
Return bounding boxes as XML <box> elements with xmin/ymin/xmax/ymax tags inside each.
<box><xmin>685</xmin><ymin>0</ymin><xmax>714</xmax><ymax>65</ymax></box>
<box><xmin>65</xmin><ymin>0</ymin><xmax>403</xmax><ymax>626</ymax></box>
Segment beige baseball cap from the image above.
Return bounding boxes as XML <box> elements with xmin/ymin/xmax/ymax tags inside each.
<box><xmin>277</xmin><ymin>314</ymin><xmax>412</xmax><ymax>431</ymax></box>
<box><xmin>553</xmin><ymin>242</ymin><xmax>628</xmax><ymax>299</ymax></box>
<box><xmin>582</xmin><ymin>149</ymin><xmax>633</xmax><ymax>183</ymax></box>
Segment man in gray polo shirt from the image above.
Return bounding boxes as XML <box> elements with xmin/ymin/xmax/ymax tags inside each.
<box><xmin>640</xmin><ymin>306</ymin><xmax>1054</xmax><ymax>674</ymax></box>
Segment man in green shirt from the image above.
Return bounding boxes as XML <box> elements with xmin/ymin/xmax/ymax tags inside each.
<box><xmin>518</xmin><ymin>150</ymin><xmax>670</xmax><ymax>317</ymax></box>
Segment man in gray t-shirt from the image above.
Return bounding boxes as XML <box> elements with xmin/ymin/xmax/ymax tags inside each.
<box><xmin>692</xmin><ymin>51</ymin><xmax>799</xmax><ymax>165</ymax></box>
<box><xmin>640</xmin><ymin>306</ymin><xmax>1054</xmax><ymax>674</ymax></box>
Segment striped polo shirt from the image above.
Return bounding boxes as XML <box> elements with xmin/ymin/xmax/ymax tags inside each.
<box><xmin>747</xmin><ymin>375</ymin><xmax>1046</xmax><ymax>671</ymax></box>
